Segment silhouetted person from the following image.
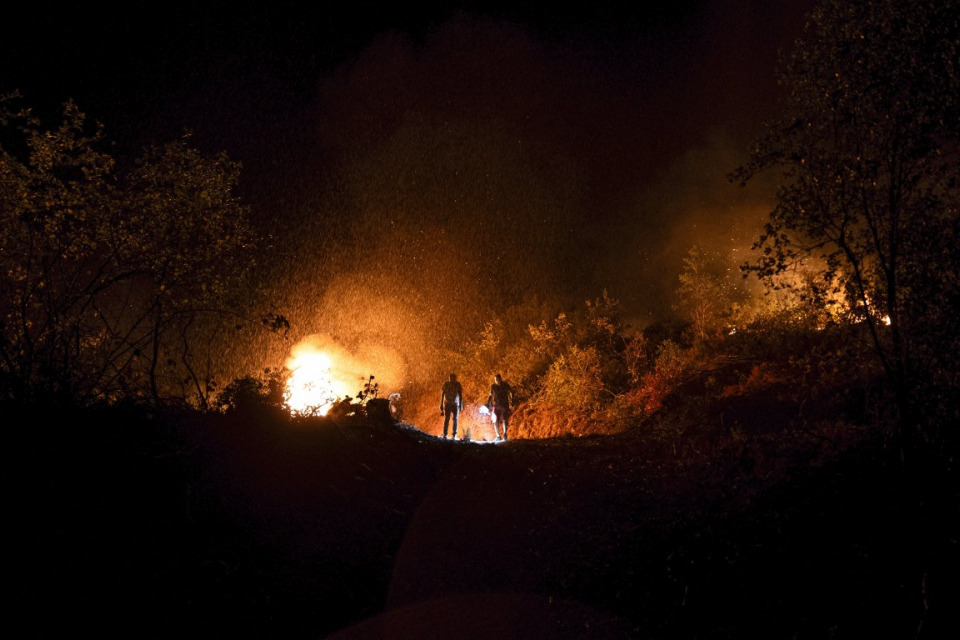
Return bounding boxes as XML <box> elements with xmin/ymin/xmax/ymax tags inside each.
<box><xmin>487</xmin><ymin>373</ymin><xmax>513</xmax><ymax>441</ymax></box>
<box><xmin>440</xmin><ymin>373</ymin><xmax>464</xmax><ymax>439</ymax></box>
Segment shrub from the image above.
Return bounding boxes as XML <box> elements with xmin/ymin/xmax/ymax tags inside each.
<box><xmin>216</xmin><ymin>368</ymin><xmax>287</xmax><ymax>415</ymax></box>
<box><xmin>537</xmin><ymin>345</ymin><xmax>605</xmax><ymax>411</ymax></box>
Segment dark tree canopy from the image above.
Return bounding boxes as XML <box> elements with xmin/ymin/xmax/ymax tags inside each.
<box><xmin>735</xmin><ymin>0</ymin><xmax>960</xmax><ymax>434</ymax></box>
<box><xmin>0</xmin><ymin>95</ymin><xmax>257</xmax><ymax>406</ymax></box>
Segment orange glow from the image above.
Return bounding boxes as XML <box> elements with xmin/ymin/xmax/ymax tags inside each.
<box><xmin>282</xmin><ymin>333</ymin><xmax>407</xmax><ymax>417</ymax></box>
<box><xmin>285</xmin><ymin>347</ymin><xmax>353</xmax><ymax>415</ymax></box>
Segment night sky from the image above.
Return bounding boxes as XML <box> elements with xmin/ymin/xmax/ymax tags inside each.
<box><xmin>2</xmin><ymin>1</ymin><xmax>816</xmax><ymax>385</ymax></box>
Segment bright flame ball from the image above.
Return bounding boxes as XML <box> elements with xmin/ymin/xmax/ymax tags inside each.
<box><xmin>285</xmin><ymin>348</ymin><xmax>350</xmax><ymax>416</ymax></box>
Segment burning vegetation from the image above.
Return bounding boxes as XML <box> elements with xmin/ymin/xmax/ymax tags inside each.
<box><xmin>284</xmin><ymin>349</ymin><xmax>341</xmax><ymax>416</ymax></box>
<box><xmin>256</xmin><ymin>264</ymin><xmax>897</xmax><ymax>446</ymax></box>
<box><xmin>3</xmin><ymin>2</ymin><xmax>959</xmax><ymax>638</ymax></box>
<box><xmin>272</xmin><ymin>334</ymin><xmax>404</xmax><ymax>417</ymax></box>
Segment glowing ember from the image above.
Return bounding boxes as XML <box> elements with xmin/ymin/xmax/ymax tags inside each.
<box><xmin>285</xmin><ymin>347</ymin><xmax>353</xmax><ymax>416</ymax></box>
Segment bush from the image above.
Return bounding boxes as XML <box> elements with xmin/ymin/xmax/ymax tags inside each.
<box><xmin>216</xmin><ymin>368</ymin><xmax>287</xmax><ymax>415</ymax></box>
<box><xmin>618</xmin><ymin>339</ymin><xmax>691</xmax><ymax>416</ymax></box>
<box><xmin>537</xmin><ymin>345</ymin><xmax>605</xmax><ymax>411</ymax></box>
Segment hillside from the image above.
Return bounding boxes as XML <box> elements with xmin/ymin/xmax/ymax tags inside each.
<box><xmin>5</xmin><ymin>387</ymin><xmax>957</xmax><ymax>639</ymax></box>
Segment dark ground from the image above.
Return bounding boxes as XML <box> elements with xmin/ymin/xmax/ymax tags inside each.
<box><xmin>5</xmin><ymin>394</ymin><xmax>958</xmax><ymax>639</ymax></box>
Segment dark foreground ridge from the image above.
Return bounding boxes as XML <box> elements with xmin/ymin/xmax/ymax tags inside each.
<box><xmin>6</xmin><ymin>399</ymin><xmax>957</xmax><ymax>639</ymax></box>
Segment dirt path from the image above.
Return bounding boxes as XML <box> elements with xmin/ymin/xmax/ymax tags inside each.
<box><xmin>330</xmin><ymin>439</ymin><xmax>644</xmax><ymax>638</ymax></box>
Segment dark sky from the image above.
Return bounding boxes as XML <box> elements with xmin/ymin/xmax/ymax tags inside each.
<box><xmin>2</xmin><ymin>2</ymin><xmax>809</xmax><ymax>170</ymax></box>
<box><xmin>2</xmin><ymin>1</ymin><xmax>815</xmax><ymax>381</ymax></box>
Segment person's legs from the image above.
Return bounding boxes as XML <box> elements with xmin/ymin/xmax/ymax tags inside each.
<box><xmin>443</xmin><ymin>409</ymin><xmax>451</xmax><ymax>438</ymax></box>
<box><xmin>451</xmin><ymin>409</ymin><xmax>459</xmax><ymax>439</ymax></box>
<box><xmin>493</xmin><ymin>407</ymin><xmax>510</xmax><ymax>440</ymax></box>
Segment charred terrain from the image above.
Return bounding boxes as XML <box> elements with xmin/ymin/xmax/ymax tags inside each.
<box><xmin>7</xmin><ymin>361</ymin><xmax>957</xmax><ymax>640</ymax></box>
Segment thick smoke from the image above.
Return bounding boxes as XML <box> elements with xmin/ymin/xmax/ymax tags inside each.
<box><xmin>602</xmin><ymin>130</ymin><xmax>779</xmax><ymax>326</ymax></box>
<box><xmin>0</xmin><ymin>1</ymin><xmax>820</xmax><ymax>401</ymax></box>
<box><xmin>243</xmin><ymin>6</ymin><xmax>808</xmax><ymax>393</ymax></box>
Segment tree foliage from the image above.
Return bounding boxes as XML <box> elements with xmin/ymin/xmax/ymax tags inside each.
<box><xmin>0</xmin><ymin>96</ymin><xmax>257</xmax><ymax>406</ymax></box>
<box><xmin>734</xmin><ymin>0</ymin><xmax>960</xmax><ymax>433</ymax></box>
<box><xmin>675</xmin><ymin>245</ymin><xmax>746</xmax><ymax>342</ymax></box>
<box><xmin>538</xmin><ymin>345</ymin><xmax>605</xmax><ymax>411</ymax></box>
<box><xmin>216</xmin><ymin>367</ymin><xmax>288</xmax><ymax>415</ymax></box>
<box><xmin>528</xmin><ymin>290</ymin><xmax>631</xmax><ymax>406</ymax></box>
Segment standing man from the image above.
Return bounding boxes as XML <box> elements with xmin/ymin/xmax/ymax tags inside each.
<box><xmin>440</xmin><ymin>373</ymin><xmax>464</xmax><ymax>440</ymax></box>
<box><xmin>487</xmin><ymin>373</ymin><xmax>513</xmax><ymax>441</ymax></box>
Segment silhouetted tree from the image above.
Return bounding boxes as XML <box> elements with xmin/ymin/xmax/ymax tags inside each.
<box><xmin>216</xmin><ymin>368</ymin><xmax>288</xmax><ymax>414</ymax></box>
<box><xmin>0</xmin><ymin>96</ymin><xmax>257</xmax><ymax>405</ymax></box>
<box><xmin>675</xmin><ymin>245</ymin><xmax>744</xmax><ymax>342</ymax></box>
<box><xmin>734</xmin><ymin>0</ymin><xmax>960</xmax><ymax>447</ymax></box>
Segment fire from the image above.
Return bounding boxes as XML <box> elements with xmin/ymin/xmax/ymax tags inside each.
<box><xmin>281</xmin><ymin>333</ymin><xmax>407</xmax><ymax>417</ymax></box>
<box><xmin>284</xmin><ymin>346</ymin><xmax>353</xmax><ymax>416</ymax></box>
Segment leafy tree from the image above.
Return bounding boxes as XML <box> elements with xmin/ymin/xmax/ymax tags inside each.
<box><xmin>529</xmin><ymin>290</ymin><xmax>631</xmax><ymax>394</ymax></box>
<box><xmin>734</xmin><ymin>10</ymin><xmax>959</xmax><ymax>631</ymax></box>
<box><xmin>0</xmin><ymin>96</ymin><xmax>257</xmax><ymax>406</ymax></box>
<box><xmin>582</xmin><ymin>289</ymin><xmax>630</xmax><ymax>389</ymax></box>
<box><xmin>623</xmin><ymin>331</ymin><xmax>649</xmax><ymax>386</ymax></box>
<box><xmin>433</xmin><ymin>291</ymin><xmax>631</xmax><ymax>428</ymax></box>
<box><xmin>733</xmin><ymin>0</ymin><xmax>960</xmax><ymax>444</ymax></box>
<box><xmin>117</xmin><ymin>136</ymin><xmax>256</xmax><ymax>405</ymax></box>
<box><xmin>528</xmin><ymin>312</ymin><xmax>574</xmax><ymax>362</ymax></box>
<box><xmin>675</xmin><ymin>245</ymin><xmax>745</xmax><ymax>342</ymax></box>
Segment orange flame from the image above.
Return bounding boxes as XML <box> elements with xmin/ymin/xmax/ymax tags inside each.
<box><xmin>282</xmin><ymin>334</ymin><xmax>407</xmax><ymax>417</ymax></box>
<box><xmin>285</xmin><ymin>347</ymin><xmax>353</xmax><ymax>416</ymax></box>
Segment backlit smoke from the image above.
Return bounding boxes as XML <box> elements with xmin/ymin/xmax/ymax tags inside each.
<box><xmin>230</xmin><ymin>8</ymin><xmax>805</xmax><ymax>408</ymax></box>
